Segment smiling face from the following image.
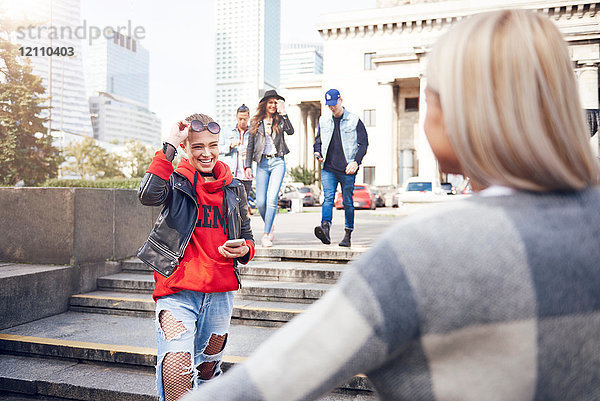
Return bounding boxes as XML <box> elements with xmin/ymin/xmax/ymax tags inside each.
<box><xmin>265</xmin><ymin>98</ymin><xmax>278</xmax><ymax>116</ymax></box>
<box><xmin>181</xmin><ymin>129</ymin><xmax>220</xmax><ymax>173</ymax></box>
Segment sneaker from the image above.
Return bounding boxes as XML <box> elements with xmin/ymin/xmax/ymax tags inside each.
<box><xmin>261</xmin><ymin>233</ymin><xmax>273</xmax><ymax>247</ymax></box>
<box><xmin>268</xmin><ymin>229</ymin><xmax>274</xmax><ymax>242</ymax></box>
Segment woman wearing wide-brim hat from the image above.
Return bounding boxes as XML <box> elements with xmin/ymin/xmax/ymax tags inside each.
<box><xmin>244</xmin><ymin>90</ymin><xmax>294</xmax><ymax>247</ymax></box>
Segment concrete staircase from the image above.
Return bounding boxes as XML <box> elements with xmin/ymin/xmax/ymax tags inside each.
<box><xmin>0</xmin><ymin>246</ymin><xmax>377</xmax><ymax>400</ymax></box>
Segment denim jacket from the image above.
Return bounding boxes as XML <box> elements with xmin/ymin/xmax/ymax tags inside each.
<box><xmin>220</xmin><ymin>127</ymin><xmax>250</xmax><ymax>178</ymax></box>
<box><xmin>318</xmin><ymin>109</ymin><xmax>360</xmax><ymax>164</ymax></box>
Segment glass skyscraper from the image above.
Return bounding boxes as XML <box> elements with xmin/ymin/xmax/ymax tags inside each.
<box><xmin>84</xmin><ymin>30</ymin><xmax>160</xmax><ymax>146</ymax></box>
<box><xmin>84</xmin><ymin>30</ymin><xmax>149</xmax><ymax>107</ymax></box>
<box><xmin>215</xmin><ymin>0</ymin><xmax>280</xmax><ymax>129</ymax></box>
<box><xmin>8</xmin><ymin>0</ymin><xmax>93</xmax><ymax>137</ymax></box>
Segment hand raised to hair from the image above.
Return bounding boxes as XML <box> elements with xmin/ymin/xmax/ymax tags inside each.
<box><xmin>166</xmin><ymin>121</ymin><xmax>189</xmax><ymax>147</ymax></box>
<box><xmin>276</xmin><ymin>99</ymin><xmax>286</xmax><ymax>115</ymax></box>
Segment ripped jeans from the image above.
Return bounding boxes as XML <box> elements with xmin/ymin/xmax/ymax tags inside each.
<box><xmin>155</xmin><ymin>290</ymin><xmax>235</xmax><ymax>401</ymax></box>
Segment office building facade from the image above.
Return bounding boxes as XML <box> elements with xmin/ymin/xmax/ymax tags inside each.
<box><xmin>84</xmin><ymin>30</ymin><xmax>160</xmax><ymax>146</ymax></box>
<box><xmin>84</xmin><ymin>30</ymin><xmax>149</xmax><ymax>107</ymax></box>
<box><xmin>89</xmin><ymin>92</ymin><xmax>161</xmax><ymax>147</ymax></box>
<box><xmin>8</xmin><ymin>0</ymin><xmax>92</xmax><ymax>137</ymax></box>
<box><xmin>283</xmin><ymin>0</ymin><xmax>600</xmax><ymax>186</ymax></box>
<box><xmin>215</xmin><ymin>0</ymin><xmax>280</xmax><ymax>129</ymax></box>
<box><xmin>280</xmin><ymin>43</ymin><xmax>323</xmax><ymax>83</ymax></box>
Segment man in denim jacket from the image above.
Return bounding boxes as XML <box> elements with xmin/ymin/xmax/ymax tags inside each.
<box><xmin>313</xmin><ymin>89</ymin><xmax>369</xmax><ymax>247</ymax></box>
<box><xmin>220</xmin><ymin>105</ymin><xmax>253</xmax><ymax>213</ymax></box>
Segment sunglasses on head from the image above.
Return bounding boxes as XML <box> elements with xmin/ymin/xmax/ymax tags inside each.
<box><xmin>187</xmin><ymin>120</ymin><xmax>220</xmax><ymax>134</ymax></box>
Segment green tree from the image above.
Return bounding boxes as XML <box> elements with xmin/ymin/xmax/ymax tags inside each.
<box><xmin>0</xmin><ymin>20</ymin><xmax>63</xmax><ymax>186</ymax></box>
<box><xmin>122</xmin><ymin>139</ymin><xmax>154</xmax><ymax>178</ymax></box>
<box><xmin>62</xmin><ymin>137</ymin><xmax>124</xmax><ymax>179</ymax></box>
<box><xmin>289</xmin><ymin>166</ymin><xmax>317</xmax><ymax>185</ymax></box>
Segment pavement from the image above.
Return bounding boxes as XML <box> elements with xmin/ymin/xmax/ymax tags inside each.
<box><xmin>249</xmin><ymin>203</ymin><xmax>449</xmax><ymax>248</ymax></box>
<box><xmin>250</xmin><ymin>206</ymin><xmax>399</xmax><ymax>248</ymax></box>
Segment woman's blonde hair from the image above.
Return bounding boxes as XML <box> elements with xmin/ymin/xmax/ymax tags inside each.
<box><xmin>426</xmin><ymin>9</ymin><xmax>599</xmax><ymax>191</ymax></box>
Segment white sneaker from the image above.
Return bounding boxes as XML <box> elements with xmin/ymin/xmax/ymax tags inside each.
<box><xmin>261</xmin><ymin>234</ymin><xmax>273</xmax><ymax>247</ymax></box>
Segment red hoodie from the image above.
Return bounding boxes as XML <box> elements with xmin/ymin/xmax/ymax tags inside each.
<box><xmin>146</xmin><ymin>151</ymin><xmax>254</xmax><ymax>301</ymax></box>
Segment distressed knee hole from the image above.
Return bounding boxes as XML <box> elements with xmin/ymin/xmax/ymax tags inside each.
<box><xmin>197</xmin><ymin>360</ymin><xmax>218</xmax><ymax>380</ymax></box>
<box><xmin>162</xmin><ymin>352</ymin><xmax>192</xmax><ymax>401</ymax></box>
<box><xmin>159</xmin><ymin>310</ymin><xmax>187</xmax><ymax>341</ymax></box>
<box><xmin>203</xmin><ymin>333</ymin><xmax>227</xmax><ymax>356</ymax></box>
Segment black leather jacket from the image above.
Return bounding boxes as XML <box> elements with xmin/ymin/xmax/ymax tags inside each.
<box><xmin>136</xmin><ymin>170</ymin><xmax>253</xmax><ymax>286</ymax></box>
<box><xmin>245</xmin><ymin>114</ymin><xmax>294</xmax><ymax>167</ymax></box>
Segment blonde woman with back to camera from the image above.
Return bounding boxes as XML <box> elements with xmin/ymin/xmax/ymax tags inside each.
<box><xmin>182</xmin><ymin>10</ymin><xmax>600</xmax><ymax>401</ymax></box>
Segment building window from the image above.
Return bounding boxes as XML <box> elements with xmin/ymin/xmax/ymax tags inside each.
<box><xmin>363</xmin><ymin>109</ymin><xmax>376</xmax><ymax>126</ymax></box>
<box><xmin>364</xmin><ymin>52</ymin><xmax>375</xmax><ymax>70</ymax></box>
<box><xmin>405</xmin><ymin>97</ymin><xmax>419</xmax><ymax>112</ymax></box>
<box><xmin>364</xmin><ymin>166</ymin><xmax>375</xmax><ymax>185</ymax></box>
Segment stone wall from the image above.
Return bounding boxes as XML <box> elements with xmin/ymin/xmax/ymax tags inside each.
<box><xmin>0</xmin><ymin>187</ymin><xmax>159</xmax><ymax>265</ymax></box>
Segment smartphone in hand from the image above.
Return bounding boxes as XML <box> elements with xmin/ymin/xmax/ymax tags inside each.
<box><xmin>224</xmin><ymin>239</ymin><xmax>245</xmax><ymax>248</ymax></box>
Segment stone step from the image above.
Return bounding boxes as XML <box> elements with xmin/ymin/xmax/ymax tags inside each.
<box><xmin>0</xmin><ymin>354</ymin><xmax>156</xmax><ymax>401</ymax></box>
<box><xmin>253</xmin><ymin>245</ymin><xmax>366</xmax><ymax>263</ymax></box>
<box><xmin>70</xmin><ymin>290</ymin><xmax>309</xmax><ymax>327</ymax></box>
<box><xmin>124</xmin><ymin>258</ymin><xmax>347</xmax><ymax>284</ymax></box>
<box><xmin>238</xmin><ymin>280</ymin><xmax>331</xmax><ymax>303</ymax></box>
<box><xmin>97</xmin><ymin>273</ymin><xmax>333</xmax><ymax>303</ymax></box>
<box><xmin>0</xmin><ymin>312</ymin><xmax>374</xmax><ymax>398</ymax></box>
<box><xmin>124</xmin><ymin>246</ymin><xmax>365</xmax><ymax>273</ymax></box>
<box><xmin>0</xmin><ymin>357</ymin><xmax>375</xmax><ymax>401</ymax></box>
<box><xmin>241</xmin><ymin>260</ymin><xmax>345</xmax><ymax>283</ymax></box>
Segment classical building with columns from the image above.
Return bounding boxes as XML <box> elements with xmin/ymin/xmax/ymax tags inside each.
<box><xmin>281</xmin><ymin>0</ymin><xmax>600</xmax><ymax>186</ymax></box>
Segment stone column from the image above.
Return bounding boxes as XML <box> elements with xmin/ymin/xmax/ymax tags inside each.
<box><xmin>285</xmin><ymin>103</ymin><xmax>302</xmax><ymax>169</ymax></box>
<box><xmin>375</xmin><ymin>81</ymin><xmax>396</xmax><ymax>185</ymax></box>
<box><xmin>576</xmin><ymin>64</ymin><xmax>599</xmax><ymax>156</ymax></box>
<box><xmin>577</xmin><ymin>64</ymin><xmax>599</xmax><ymax>109</ymax></box>
<box><xmin>417</xmin><ymin>75</ymin><xmax>439</xmax><ymax>179</ymax></box>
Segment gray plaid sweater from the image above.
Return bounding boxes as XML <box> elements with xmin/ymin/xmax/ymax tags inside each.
<box><xmin>184</xmin><ymin>188</ymin><xmax>600</xmax><ymax>401</ymax></box>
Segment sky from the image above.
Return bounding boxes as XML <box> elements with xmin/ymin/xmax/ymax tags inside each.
<box><xmin>80</xmin><ymin>0</ymin><xmax>376</xmax><ymax>137</ymax></box>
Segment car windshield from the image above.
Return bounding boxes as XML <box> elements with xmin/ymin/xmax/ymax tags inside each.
<box><xmin>406</xmin><ymin>182</ymin><xmax>432</xmax><ymax>191</ymax></box>
<box><xmin>298</xmin><ymin>188</ymin><xmax>310</xmax><ymax>193</ymax></box>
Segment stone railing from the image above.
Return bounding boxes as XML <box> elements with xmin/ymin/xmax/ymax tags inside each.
<box><xmin>0</xmin><ymin>187</ymin><xmax>159</xmax><ymax>265</ymax></box>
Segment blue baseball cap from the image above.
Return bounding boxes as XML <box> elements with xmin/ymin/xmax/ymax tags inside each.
<box><xmin>325</xmin><ymin>89</ymin><xmax>341</xmax><ymax>106</ymax></box>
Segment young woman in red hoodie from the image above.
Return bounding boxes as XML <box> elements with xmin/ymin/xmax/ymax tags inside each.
<box><xmin>137</xmin><ymin>113</ymin><xmax>255</xmax><ymax>401</ymax></box>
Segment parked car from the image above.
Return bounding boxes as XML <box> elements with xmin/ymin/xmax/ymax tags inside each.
<box><xmin>278</xmin><ymin>184</ymin><xmax>300</xmax><ymax>210</ymax></box>
<box><xmin>454</xmin><ymin>177</ymin><xmax>473</xmax><ymax>195</ymax></box>
<box><xmin>440</xmin><ymin>182</ymin><xmax>455</xmax><ymax>195</ymax></box>
<box><xmin>334</xmin><ymin>185</ymin><xmax>377</xmax><ymax>210</ymax></box>
<box><xmin>391</xmin><ymin>186</ymin><xmax>405</xmax><ymax>207</ymax></box>
<box><xmin>298</xmin><ymin>186</ymin><xmax>318</xmax><ymax>206</ymax></box>
<box><xmin>371</xmin><ymin>188</ymin><xmax>386</xmax><ymax>207</ymax></box>
<box><xmin>375</xmin><ymin>185</ymin><xmax>398</xmax><ymax>207</ymax></box>
<box><xmin>394</xmin><ymin>177</ymin><xmax>447</xmax><ymax>205</ymax></box>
